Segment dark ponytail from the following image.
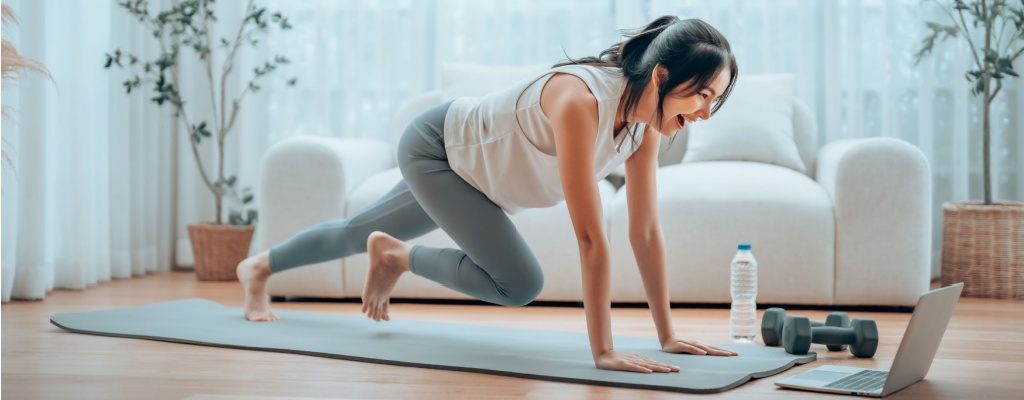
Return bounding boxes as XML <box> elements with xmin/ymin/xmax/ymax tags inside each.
<box><xmin>554</xmin><ymin>16</ymin><xmax>738</xmax><ymax>149</ymax></box>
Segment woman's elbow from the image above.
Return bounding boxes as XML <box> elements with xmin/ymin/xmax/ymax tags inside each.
<box><xmin>575</xmin><ymin>232</ymin><xmax>608</xmax><ymax>253</ymax></box>
<box><xmin>629</xmin><ymin>227</ymin><xmax>660</xmax><ymax>244</ymax></box>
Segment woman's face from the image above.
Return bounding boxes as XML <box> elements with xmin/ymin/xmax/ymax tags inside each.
<box><xmin>646</xmin><ymin>66</ymin><xmax>732</xmax><ymax>137</ymax></box>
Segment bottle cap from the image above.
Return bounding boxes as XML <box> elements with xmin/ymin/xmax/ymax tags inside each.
<box><xmin>738</xmin><ymin>243</ymin><xmax>751</xmax><ymax>250</ymax></box>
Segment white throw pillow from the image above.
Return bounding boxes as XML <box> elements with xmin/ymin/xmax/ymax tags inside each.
<box><xmin>681</xmin><ymin>74</ymin><xmax>806</xmax><ymax>173</ymax></box>
<box><xmin>440</xmin><ymin>63</ymin><xmax>549</xmax><ymax>102</ymax></box>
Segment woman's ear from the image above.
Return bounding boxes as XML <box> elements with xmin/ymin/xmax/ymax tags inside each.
<box><xmin>651</xmin><ymin>64</ymin><xmax>668</xmax><ymax>86</ymax></box>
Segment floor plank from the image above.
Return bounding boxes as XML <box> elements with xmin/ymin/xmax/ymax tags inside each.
<box><xmin>3</xmin><ymin>271</ymin><xmax>1023</xmax><ymax>399</ymax></box>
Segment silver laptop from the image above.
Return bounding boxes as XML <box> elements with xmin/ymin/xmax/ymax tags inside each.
<box><xmin>775</xmin><ymin>282</ymin><xmax>963</xmax><ymax>397</ymax></box>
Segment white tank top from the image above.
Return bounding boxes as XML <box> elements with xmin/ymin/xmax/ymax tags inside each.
<box><xmin>443</xmin><ymin>64</ymin><xmax>645</xmax><ymax>215</ymax></box>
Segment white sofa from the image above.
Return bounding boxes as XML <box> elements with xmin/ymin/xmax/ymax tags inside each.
<box><xmin>258</xmin><ymin>72</ymin><xmax>932</xmax><ymax>307</ymax></box>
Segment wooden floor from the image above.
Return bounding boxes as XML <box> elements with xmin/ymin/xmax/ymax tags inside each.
<box><xmin>3</xmin><ymin>270</ymin><xmax>1023</xmax><ymax>400</ymax></box>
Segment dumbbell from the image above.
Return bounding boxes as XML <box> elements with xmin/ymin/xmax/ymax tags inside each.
<box><xmin>761</xmin><ymin>308</ymin><xmax>851</xmax><ymax>350</ymax></box>
<box><xmin>782</xmin><ymin>316</ymin><xmax>879</xmax><ymax>358</ymax></box>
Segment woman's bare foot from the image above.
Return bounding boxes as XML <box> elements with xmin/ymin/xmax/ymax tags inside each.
<box><xmin>362</xmin><ymin>231</ymin><xmax>411</xmax><ymax>322</ymax></box>
<box><xmin>237</xmin><ymin>250</ymin><xmax>279</xmax><ymax>322</ymax></box>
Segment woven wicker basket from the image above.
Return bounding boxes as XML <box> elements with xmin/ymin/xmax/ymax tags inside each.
<box><xmin>941</xmin><ymin>201</ymin><xmax>1024</xmax><ymax>299</ymax></box>
<box><xmin>187</xmin><ymin>222</ymin><xmax>256</xmax><ymax>281</ymax></box>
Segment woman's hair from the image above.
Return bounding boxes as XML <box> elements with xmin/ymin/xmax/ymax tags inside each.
<box><xmin>553</xmin><ymin>16</ymin><xmax>738</xmax><ymax>149</ymax></box>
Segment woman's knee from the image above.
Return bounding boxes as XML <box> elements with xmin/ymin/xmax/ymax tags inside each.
<box><xmin>501</xmin><ymin>265</ymin><xmax>544</xmax><ymax>307</ymax></box>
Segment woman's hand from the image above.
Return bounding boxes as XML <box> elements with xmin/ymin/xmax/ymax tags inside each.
<box><xmin>661</xmin><ymin>335</ymin><xmax>739</xmax><ymax>356</ymax></box>
<box><xmin>594</xmin><ymin>350</ymin><xmax>680</xmax><ymax>374</ymax></box>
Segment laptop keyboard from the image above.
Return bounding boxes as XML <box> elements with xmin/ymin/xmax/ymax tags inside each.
<box><xmin>824</xmin><ymin>370</ymin><xmax>888</xmax><ymax>393</ymax></box>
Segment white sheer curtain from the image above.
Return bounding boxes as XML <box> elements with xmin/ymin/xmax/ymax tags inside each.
<box><xmin>3</xmin><ymin>0</ymin><xmax>1021</xmax><ymax>301</ymax></box>
<box><xmin>1</xmin><ymin>0</ymin><xmax>181</xmax><ymax>301</ymax></box>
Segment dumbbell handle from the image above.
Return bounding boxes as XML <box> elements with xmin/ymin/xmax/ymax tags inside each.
<box><xmin>811</xmin><ymin>327</ymin><xmax>856</xmax><ymax>345</ymax></box>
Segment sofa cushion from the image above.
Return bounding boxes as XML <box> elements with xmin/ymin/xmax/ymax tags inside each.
<box><xmin>682</xmin><ymin>74</ymin><xmax>806</xmax><ymax>174</ymax></box>
<box><xmin>607</xmin><ymin>161</ymin><xmax>835</xmax><ymax>304</ymax></box>
<box><xmin>342</xmin><ymin>167</ymin><xmax>618</xmax><ymax>301</ymax></box>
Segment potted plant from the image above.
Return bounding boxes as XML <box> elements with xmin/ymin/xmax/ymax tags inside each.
<box><xmin>105</xmin><ymin>0</ymin><xmax>296</xmax><ymax>280</ymax></box>
<box><xmin>915</xmin><ymin>0</ymin><xmax>1023</xmax><ymax>299</ymax></box>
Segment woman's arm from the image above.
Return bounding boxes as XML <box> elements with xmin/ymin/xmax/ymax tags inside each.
<box><xmin>623</xmin><ymin>129</ymin><xmax>739</xmax><ymax>356</ymax></box>
<box><xmin>543</xmin><ymin>74</ymin><xmax>613</xmax><ymax>360</ymax></box>
<box><xmin>622</xmin><ymin>127</ymin><xmax>675</xmax><ymax>344</ymax></box>
<box><xmin>542</xmin><ymin>74</ymin><xmax>679</xmax><ymax>373</ymax></box>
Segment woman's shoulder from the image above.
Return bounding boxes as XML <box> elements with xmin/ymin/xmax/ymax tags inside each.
<box><xmin>545</xmin><ymin>64</ymin><xmax>624</xmax><ymax>102</ymax></box>
<box><xmin>539</xmin><ymin>72</ymin><xmax>599</xmax><ymax>124</ymax></box>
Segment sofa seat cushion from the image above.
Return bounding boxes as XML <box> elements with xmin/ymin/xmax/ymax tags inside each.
<box><xmin>607</xmin><ymin>161</ymin><xmax>836</xmax><ymax>305</ymax></box>
<box><xmin>342</xmin><ymin>167</ymin><xmax>617</xmax><ymax>302</ymax></box>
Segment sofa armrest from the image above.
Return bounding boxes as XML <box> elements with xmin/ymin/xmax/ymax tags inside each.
<box><xmin>257</xmin><ymin>136</ymin><xmax>393</xmax><ymax>298</ymax></box>
<box><xmin>816</xmin><ymin>138</ymin><xmax>932</xmax><ymax>306</ymax></box>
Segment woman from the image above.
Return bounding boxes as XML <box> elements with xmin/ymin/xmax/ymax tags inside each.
<box><xmin>237</xmin><ymin>15</ymin><xmax>739</xmax><ymax>374</ymax></box>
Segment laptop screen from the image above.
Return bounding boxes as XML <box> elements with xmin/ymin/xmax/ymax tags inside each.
<box><xmin>882</xmin><ymin>283</ymin><xmax>963</xmax><ymax>396</ymax></box>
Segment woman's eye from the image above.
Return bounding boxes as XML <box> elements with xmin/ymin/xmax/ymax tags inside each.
<box><xmin>700</xmin><ymin>93</ymin><xmax>709</xmax><ymax>100</ymax></box>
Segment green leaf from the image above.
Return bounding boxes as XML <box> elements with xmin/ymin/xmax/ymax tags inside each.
<box><xmin>242</xmin><ymin>194</ymin><xmax>253</xmax><ymax>204</ymax></box>
<box><xmin>104</xmin><ymin>56</ymin><xmax>113</xmax><ymax>69</ymax></box>
<box><xmin>226</xmin><ymin>175</ymin><xmax>237</xmax><ymax>187</ymax></box>
<box><xmin>984</xmin><ymin>48</ymin><xmax>999</xmax><ymax>62</ymax></box>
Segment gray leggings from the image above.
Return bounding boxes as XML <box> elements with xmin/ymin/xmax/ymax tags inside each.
<box><xmin>267</xmin><ymin>100</ymin><xmax>544</xmax><ymax>307</ymax></box>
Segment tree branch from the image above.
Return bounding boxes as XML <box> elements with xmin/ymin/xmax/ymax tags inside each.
<box><xmin>219</xmin><ymin>0</ymin><xmax>254</xmax><ymax>141</ymax></box>
<box><xmin>172</xmin><ymin>94</ymin><xmax>219</xmax><ymax>198</ymax></box>
<box><xmin>1001</xmin><ymin>13</ymin><xmax>1024</xmax><ymax>56</ymax></box>
<box><xmin>156</xmin><ymin>12</ymin><xmax>218</xmax><ymax>201</ymax></box>
<box><xmin>202</xmin><ymin>1</ymin><xmax>220</xmax><ymax>142</ymax></box>
<box><xmin>956</xmin><ymin>1</ymin><xmax>986</xmax><ymax>71</ymax></box>
<box><xmin>986</xmin><ymin>78</ymin><xmax>1002</xmax><ymax>103</ymax></box>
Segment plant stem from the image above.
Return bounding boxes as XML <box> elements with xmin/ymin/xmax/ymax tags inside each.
<box><xmin>200</xmin><ymin>1</ymin><xmax>225</xmax><ymax>224</ymax></box>
<box><xmin>982</xmin><ymin>0</ymin><xmax>992</xmax><ymax>205</ymax></box>
<box><xmin>203</xmin><ymin>3</ymin><xmax>221</xmax><ymax>150</ymax></box>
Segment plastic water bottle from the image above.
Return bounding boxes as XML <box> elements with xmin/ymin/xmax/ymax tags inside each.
<box><xmin>730</xmin><ymin>243</ymin><xmax>758</xmax><ymax>343</ymax></box>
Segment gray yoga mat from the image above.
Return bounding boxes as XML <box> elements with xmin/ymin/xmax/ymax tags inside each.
<box><xmin>50</xmin><ymin>298</ymin><xmax>815</xmax><ymax>394</ymax></box>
